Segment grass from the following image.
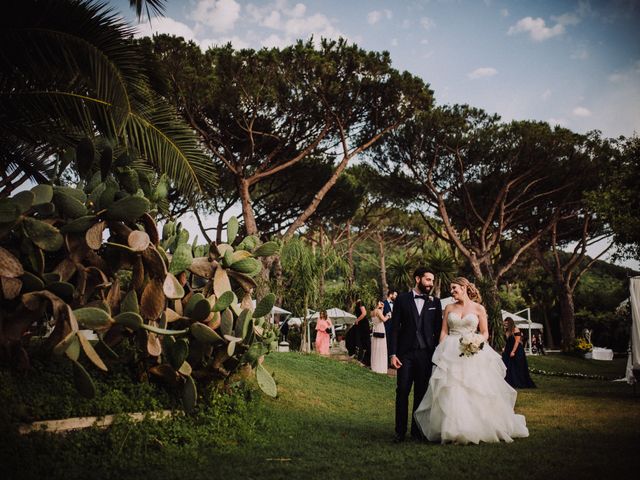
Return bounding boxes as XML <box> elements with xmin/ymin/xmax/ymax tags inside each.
<box><xmin>527</xmin><ymin>353</ymin><xmax>627</xmax><ymax>379</ymax></box>
<box><xmin>1</xmin><ymin>352</ymin><xmax>638</xmax><ymax>480</ymax></box>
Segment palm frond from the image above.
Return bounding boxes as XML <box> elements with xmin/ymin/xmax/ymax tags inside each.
<box><xmin>0</xmin><ymin>1</ymin><xmax>215</xmax><ymax>198</ymax></box>
<box><xmin>129</xmin><ymin>0</ymin><xmax>166</xmax><ymax>20</ymax></box>
<box><xmin>126</xmin><ymin>99</ymin><xmax>216</xmax><ymax>197</ymax></box>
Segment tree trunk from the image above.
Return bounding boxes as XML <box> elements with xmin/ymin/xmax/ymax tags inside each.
<box><xmin>377</xmin><ymin>231</ymin><xmax>388</xmax><ymax>298</ymax></box>
<box><xmin>257</xmin><ymin>255</ymin><xmax>275</xmax><ymax>299</ymax></box>
<box><xmin>238</xmin><ymin>178</ymin><xmax>259</xmax><ymax>236</ymax></box>
<box><xmin>319</xmin><ymin>226</ymin><xmax>325</xmax><ymax>303</ymax></box>
<box><xmin>539</xmin><ymin>304</ymin><xmax>555</xmax><ymax>350</ymax></box>
<box><xmin>273</xmin><ymin>255</ymin><xmax>285</xmax><ymax>308</ymax></box>
<box><xmin>346</xmin><ymin>221</ymin><xmax>355</xmax><ymax>292</ymax></box>
<box><xmin>557</xmin><ymin>284</ymin><xmax>576</xmax><ymax>350</ymax></box>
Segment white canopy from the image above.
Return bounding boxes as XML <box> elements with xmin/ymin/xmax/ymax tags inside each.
<box><xmin>309</xmin><ymin>307</ymin><xmax>357</xmax><ymax>324</ymax></box>
<box><xmin>502</xmin><ymin>310</ymin><xmax>543</xmax><ymax>330</ymax></box>
<box><xmin>286</xmin><ymin>317</ymin><xmax>302</xmax><ymax>327</ymax></box>
<box><xmin>629</xmin><ymin>277</ymin><xmax>640</xmax><ymax>383</ymax></box>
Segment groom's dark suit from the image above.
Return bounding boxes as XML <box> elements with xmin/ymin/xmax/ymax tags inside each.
<box><xmin>389</xmin><ymin>290</ymin><xmax>442</xmax><ymax>439</ymax></box>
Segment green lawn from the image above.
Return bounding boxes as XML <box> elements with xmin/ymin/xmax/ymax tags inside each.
<box><xmin>1</xmin><ymin>352</ymin><xmax>638</xmax><ymax>480</ymax></box>
<box><xmin>527</xmin><ymin>353</ymin><xmax>627</xmax><ymax>378</ymax></box>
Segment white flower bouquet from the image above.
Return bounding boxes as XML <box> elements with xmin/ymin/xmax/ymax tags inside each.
<box><xmin>459</xmin><ymin>333</ymin><xmax>485</xmax><ymax>357</ymax></box>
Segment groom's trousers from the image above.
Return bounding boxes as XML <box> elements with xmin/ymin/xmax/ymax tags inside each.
<box><xmin>395</xmin><ymin>348</ymin><xmax>432</xmax><ymax>438</ymax></box>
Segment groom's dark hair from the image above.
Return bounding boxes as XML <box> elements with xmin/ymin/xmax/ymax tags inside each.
<box><xmin>413</xmin><ymin>266</ymin><xmax>434</xmax><ymax>279</ymax></box>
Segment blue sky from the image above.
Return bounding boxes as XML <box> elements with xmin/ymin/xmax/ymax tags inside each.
<box><xmin>119</xmin><ymin>0</ymin><xmax>640</xmax><ymax>139</ymax></box>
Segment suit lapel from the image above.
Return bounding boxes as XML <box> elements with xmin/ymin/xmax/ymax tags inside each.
<box><xmin>409</xmin><ymin>294</ymin><xmax>420</xmax><ymax>326</ymax></box>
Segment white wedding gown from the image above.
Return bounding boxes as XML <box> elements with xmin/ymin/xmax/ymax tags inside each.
<box><xmin>414</xmin><ymin>312</ymin><xmax>529</xmax><ymax>444</ymax></box>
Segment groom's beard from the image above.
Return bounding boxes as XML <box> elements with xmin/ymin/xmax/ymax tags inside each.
<box><xmin>417</xmin><ymin>284</ymin><xmax>433</xmax><ymax>294</ymax></box>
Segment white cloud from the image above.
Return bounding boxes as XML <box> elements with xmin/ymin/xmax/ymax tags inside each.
<box><xmin>367</xmin><ymin>10</ymin><xmax>383</xmax><ymax>25</ymax></box>
<box><xmin>572</xmin><ymin>106</ymin><xmax>592</xmax><ymax>117</ymax></box>
<box><xmin>284</xmin><ymin>13</ymin><xmax>340</xmax><ymax>37</ymax></box>
<box><xmin>190</xmin><ymin>0</ymin><xmax>241</xmax><ymax>32</ymax></box>
<box><xmin>245</xmin><ymin>1</ymin><xmax>346</xmax><ymax>45</ymax></box>
<box><xmin>468</xmin><ymin>67</ymin><xmax>498</xmax><ymax>79</ymax></box>
<box><xmin>199</xmin><ymin>35</ymin><xmax>250</xmax><ymax>49</ymax></box>
<box><xmin>420</xmin><ymin>17</ymin><xmax>435</xmax><ymax>30</ymax></box>
<box><xmin>134</xmin><ymin>16</ymin><xmax>197</xmax><ymax>41</ymax></box>
<box><xmin>260</xmin><ymin>33</ymin><xmax>290</xmax><ymax>48</ymax></box>
<box><xmin>367</xmin><ymin>9</ymin><xmax>392</xmax><ymax>25</ymax></box>
<box><xmin>500</xmin><ymin>8</ymin><xmax>509</xmax><ymax>18</ymax></box>
<box><xmin>541</xmin><ymin>89</ymin><xmax>552</xmax><ymax>101</ymax></box>
<box><xmin>589</xmin><ymin>61</ymin><xmax>640</xmax><ymax>137</ymax></box>
<box><xmin>507</xmin><ymin>16</ymin><xmax>565</xmax><ymax>41</ymax></box>
<box><xmin>288</xmin><ymin>3</ymin><xmax>306</xmax><ymax>18</ymax></box>
<box><xmin>262</xmin><ymin>10</ymin><xmax>282</xmax><ymax>29</ymax></box>
<box><xmin>548</xmin><ymin>117</ymin><xmax>568</xmax><ymax>127</ymax></box>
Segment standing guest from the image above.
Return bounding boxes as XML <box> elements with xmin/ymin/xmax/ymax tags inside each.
<box><xmin>383</xmin><ymin>289</ymin><xmax>398</xmax><ymax>354</ymax></box>
<box><xmin>315</xmin><ymin>310</ymin><xmax>333</xmax><ymax>356</ymax></box>
<box><xmin>353</xmin><ymin>299</ymin><xmax>370</xmax><ymax>365</ymax></box>
<box><xmin>370</xmin><ymin>300</ymin><xmax>390</xmax><ymax>374</ymax></box>
<box><xmin>502</xmin><ymin>318</ymin><xmax>536</xmax><ymax>388</ymax></box>
<box><xmin>389</xmin><ymin>267</ymin><xmax>442</xmax><ymax>442</ymax></box>
<box><xmin>279</xmin><ymin>317</ymin><xmax>290</xmax><ymax>344</ymax></box>
<box><xmin>534</xmin><ymin>334</ymin><xmax>546</xmax><ymax>355</ymax></box>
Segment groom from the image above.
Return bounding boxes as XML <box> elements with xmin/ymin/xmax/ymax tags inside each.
<box><xmin>389</xmin><ymin>267</ymin><xmax>442</xmax><ymax>442</ymax></box>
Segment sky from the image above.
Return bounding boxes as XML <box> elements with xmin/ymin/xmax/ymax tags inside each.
<box><xmin>121</xmin><ymin>0</ymin><xmax>640</xmax><ymax>139</ymax></box>
<box><xmin>110</xmin><ymin>0</ymin><xmax>640</xmax><ymax>269</ymax></box>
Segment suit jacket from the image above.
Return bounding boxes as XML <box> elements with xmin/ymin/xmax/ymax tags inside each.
<box><xmin>383</xmin><ymin>300</ymin><xmax>393</xmax><ymax>316</ymax></box>
<box><xmin>389</xmin><ymin>291</ymin><xmax>443</xmax><ymax>358</ymax></box>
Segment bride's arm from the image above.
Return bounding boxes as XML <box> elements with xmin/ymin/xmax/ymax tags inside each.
<box><xmin>439</xmin><ymin>306</ymin><xmax>449</xmax><ymax>343</ymax></box>
<box><xmin>477</xmin><ymin>306</ymin><xmax>489</xmax><ymax>341</ymax></box>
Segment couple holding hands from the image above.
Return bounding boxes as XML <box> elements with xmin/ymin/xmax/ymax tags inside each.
<box><xmin>388</xmin><ymin>267</ymin><xmax>529</xmax><ymax>445</ymax></box>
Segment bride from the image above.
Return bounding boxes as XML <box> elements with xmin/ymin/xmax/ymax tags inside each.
<box><xmin>414</xmin><ymin>277</ymin><xmax>529</xmax><ymax>444</ymax></box>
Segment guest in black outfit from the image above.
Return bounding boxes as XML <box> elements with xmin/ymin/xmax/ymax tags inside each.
<box><xmin>352</xmin><ymin>299</ymin><xmax>370</xmax><ymax>366</ymax></box>
<box><xmin>502</xmin><ymin>317</ymin><xmax>536</xmax><ymax>388</ymax></box>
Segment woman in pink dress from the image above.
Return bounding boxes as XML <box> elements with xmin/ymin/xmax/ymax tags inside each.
<box><xmin>315</xmin><ymin>310</ymin><xmax>333</xmax><ymax>355</ymax></box>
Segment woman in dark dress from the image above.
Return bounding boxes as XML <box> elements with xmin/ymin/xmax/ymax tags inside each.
<box><xmin>502</xmin><ymin>317</ymin><xmax>536</xmax><ymax>388</ymax></box>
<box><xmin>351</xmin><ymin>299</ymin><xmax>370</xmax><ymax>366</ymax></box>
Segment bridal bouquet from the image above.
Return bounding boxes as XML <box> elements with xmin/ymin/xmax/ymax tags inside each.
<box><xmin>459</xmin><ymin>333</ymin><xmax>485</xmax><ymax>357</ymax></box>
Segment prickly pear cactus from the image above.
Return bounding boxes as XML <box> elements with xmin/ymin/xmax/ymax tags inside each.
<box><xmin>0</xmin><ymin>137</ymin><xmax>281</xmax><ymax>408</ymax></box>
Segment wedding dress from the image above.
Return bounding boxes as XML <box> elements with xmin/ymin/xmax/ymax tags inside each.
<box><xmin>414</xmin><ymin>312</ymin><xmax>529</xmax><ymax>444</ymax></box>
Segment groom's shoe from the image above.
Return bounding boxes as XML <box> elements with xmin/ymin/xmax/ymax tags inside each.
<box><xmin>392</xmin><ymin>434</ymin><xmax>405</xmax><ymax>443</ymax></box>
<box><xmin>411</xmin><ymin>433</ymin><xmax>427</xmax><ymax>443</ymax></box>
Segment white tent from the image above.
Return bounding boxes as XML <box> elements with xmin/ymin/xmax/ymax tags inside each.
<box><xmin>309</xmin><ymin>307</ymin><xmax>357</xmax><ymax>324</ymax></box>
<box><xmin>629</xmin><ymin>277</ymin><xmax>640</xmax><ymax>384</ymax></box>
<box><xmin>286</xmin><ymin>317</ymin><xmax>302</xmax><ymax>327</ymax></box>
<box><xmin>502</xmin><ymin>310</ymin><xmax>544</xmax><ymax>330</ymax></box>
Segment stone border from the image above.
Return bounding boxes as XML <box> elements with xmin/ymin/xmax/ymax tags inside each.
<box><xmin>18</xmin><ymin>410</ymin><xmax>175</xmax><ymax>435</ymax></box>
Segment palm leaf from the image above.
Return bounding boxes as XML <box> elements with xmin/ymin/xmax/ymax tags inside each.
<box><xmin>0</xmin><ymin>0</ymin><xmax>215</xmax><ymax>198</ymax></box>
<box><xmin>129</xmin><ymin>0</ymin><xmax>166</xmax><ymax>20</ymax></box>
<box><xmin>126</xmin><ymin>99</ymin><xmax>216</xmax><ymax>195</ymax></box>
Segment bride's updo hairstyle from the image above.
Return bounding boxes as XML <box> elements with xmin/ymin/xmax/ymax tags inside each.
<box><xmin>452</xmin><ymin>277</ymin><xmax>482</xmax><ymax>303</ymax></box>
